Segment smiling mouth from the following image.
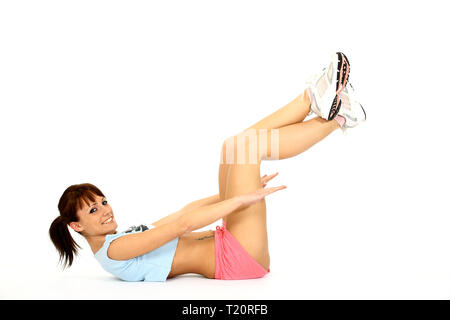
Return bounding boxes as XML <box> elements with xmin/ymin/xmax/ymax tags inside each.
<box><xmin>102</xmin><ymin>216</ymin><xmax>114</xmax><ymax>224</ymax></box>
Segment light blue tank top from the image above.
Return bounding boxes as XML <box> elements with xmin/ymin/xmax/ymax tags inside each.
<box><xmin>94</xmin><ymin>224</ymin><xmax>179</xmax><ymax>282</ymax></box>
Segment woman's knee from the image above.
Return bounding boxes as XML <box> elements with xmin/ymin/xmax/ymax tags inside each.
<box><xmin>221</xmin><ymin>132</ymin><xmax>262</xmax><ymax>165</ymax></box>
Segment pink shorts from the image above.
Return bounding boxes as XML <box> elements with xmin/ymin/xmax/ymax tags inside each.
<box><xmin>214</xmin><ymin>221</ymin><xmax>270</xmax><ymax>280</ymax></box>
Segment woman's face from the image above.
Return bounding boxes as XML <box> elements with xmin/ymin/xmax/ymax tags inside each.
<box><xmin>70</xmin><ymin>194</ymin><xmax>117</xmax><ymax>236</ymax></box>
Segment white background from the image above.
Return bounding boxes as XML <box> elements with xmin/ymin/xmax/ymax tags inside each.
<box><xmin>1</xmin><ymin>0</ymin><xmax>449</xmax><ymax>299</ymax></box>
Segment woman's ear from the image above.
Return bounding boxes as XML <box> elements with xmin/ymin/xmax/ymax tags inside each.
<box><xmin>69</xmin><ymin>222</ymin><xmax>84</xmax><ymax>232</ymax></box>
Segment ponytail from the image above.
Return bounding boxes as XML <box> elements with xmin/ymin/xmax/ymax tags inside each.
<box><xmin>49</xmin><ymin>215</ymin><xmax>81</xmax><ymax>269</ymax></box>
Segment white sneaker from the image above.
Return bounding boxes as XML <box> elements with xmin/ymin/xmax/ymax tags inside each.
<box><xmin>306</xmin><ymin>52</ymin><xmax>350</xmax><ymax>120</ymax></box>
<box><xmin>338</xmin><ymin>82</ymin><xmax>366</xmax><ymax>133</ymax></box>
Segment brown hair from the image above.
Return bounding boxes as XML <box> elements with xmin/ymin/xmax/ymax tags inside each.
<box><xmin>49</xmin><ymin>183</ymin><xmax>105</xmax><ymax>269</ymax></box>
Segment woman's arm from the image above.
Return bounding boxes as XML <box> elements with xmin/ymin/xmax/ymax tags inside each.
<box><xmin>108</xmin><ymin>195</ymin><xmax>243</xmax><ymax>260</ymax></box>
<box><xmin>151</xmin><ymin>173</ymin><xmax>279</xmax><ymax>228</ymax></box>
<box><xmin>182</xmin><ymin>193</ymin><xmax>221</xmax><ymax>211</ymax></box>
<box><xmin>108</xmin><ymin>177</ymin><xmax>285</xmax><ymax>261</ymax></box>
<box><xmin>151</xmin><ymin>194</ymin><xmax>220</xmax><ymax>228</ymax></box>
<box><xmin>178</xmin><ymin>196</ymin><xmax>242</xmax><ymax>232</ymax></box>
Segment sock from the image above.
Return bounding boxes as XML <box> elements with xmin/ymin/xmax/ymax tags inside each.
<box><xmin>334</xmin><ymin>115</ymin><xmax>346</xmax><ymax>128</ymax></box>
<box><xmin>306</xmin><ymin>88</ymin><xmax>314</xmax><ymax>105</ymax></box>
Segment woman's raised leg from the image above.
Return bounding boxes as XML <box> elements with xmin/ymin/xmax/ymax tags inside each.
<box><xmin>241</xmin><ymin>90</ymin><xmax>311</xmax><ymax>132</ymax></box>
<box><xmin>218</xmin><ymin>116</ymin><xmax>340</xmax><ymax>270</ymax></box>
<box><xmin>218</xmin><ymin>89</ymin><xmax>311</xmax><ymax>201</ymax></box>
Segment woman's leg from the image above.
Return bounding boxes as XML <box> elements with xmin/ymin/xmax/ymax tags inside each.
<box><xmin>218</xmin><ymin>90</ymin><xmax>311</xmax><ymax>201</ymax></box>
<box><xmin>241</xmin><ymin>89</ymin><xmax>311</xmax><ymax>132</ymax></box>
<box><xmin>223</xmin><ymin>116</ymin><xmax>340</xmax><ymax>163</ymax></box>
<box><xmin>218</xmin><ymin>116</ymin><xmax>339</xmax><ymax>270</ymax></box>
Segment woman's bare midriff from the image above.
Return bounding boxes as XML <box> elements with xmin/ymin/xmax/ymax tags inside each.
<box><xmin>167</xmin><ymin>230</ymin><xmax>216</xmax><ymax>279</ymax></box>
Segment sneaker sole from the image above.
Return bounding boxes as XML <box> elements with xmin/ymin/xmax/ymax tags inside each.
<box><xmin>336</xmin><ymin>52</ymin><xmax>350</xmax><ymax>94</ymax></box>
<box><xmin>329</xmin><ymin>96</ymin><xmax>342</xmax><ymax>121</ymax></box>
<box><xmin>327</xmin><ymin>52</ymin><xmax>350</xmax><ymax>120</ymax></box>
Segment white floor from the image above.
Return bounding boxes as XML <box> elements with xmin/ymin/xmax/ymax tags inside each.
<box><xmin>2</xmin><ymin>228</ymin><xmax>450</xmax><ymax>300</ymax></box>
<box><xmin>0</xmin><ymin>269</ymin><xmax>442</xmax><ymax>300</ymax></box>
<box><xmin>3</xmin><ymin>266</ymin><xmax>449</xmax><ymax>300</ymax></box>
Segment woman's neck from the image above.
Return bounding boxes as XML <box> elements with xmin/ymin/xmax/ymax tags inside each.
<box><xmin>85</xmin><ymin>231</ymin><xmax>116</xmax><ymax>254</ymax></box>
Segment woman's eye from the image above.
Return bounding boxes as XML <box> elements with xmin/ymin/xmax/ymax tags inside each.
<box><xmin>88</xmin><ymin>200</ymin><xmax>107</xmax><ymax>214</ymax></box>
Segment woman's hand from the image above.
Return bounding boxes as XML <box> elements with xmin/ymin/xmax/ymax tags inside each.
<box><xmin>261</xmin><ymin>172</ymin><xmax>279</xmax><ymax>188</ymax></box>
<box><xmin>237</xmin><ymin>184</ymin><xmax>287</xmax><ymax>208</ymax></box>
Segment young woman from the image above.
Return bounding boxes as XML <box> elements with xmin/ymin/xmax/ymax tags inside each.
<box><xmin>49</xmin><ymin>52</ymin><xmax>366</xmax><ymax>282</ymax></box>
